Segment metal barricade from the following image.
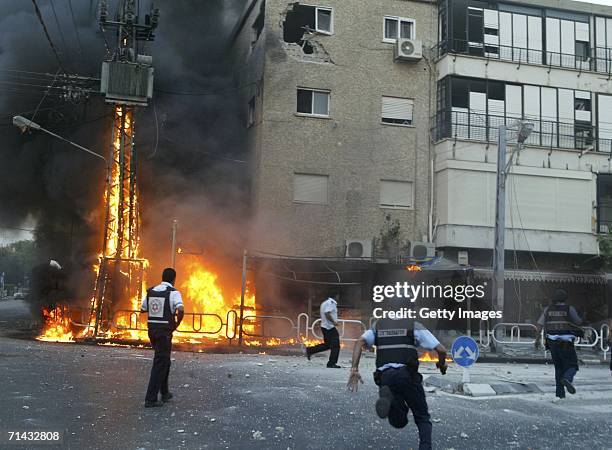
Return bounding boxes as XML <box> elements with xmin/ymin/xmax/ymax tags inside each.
<box><xmin>491</xmin><ymin>323</ymin><xmax>538</xmax><ymax>345</ymax></box>
<box><xmin>601</xmin><ymin>324</ymin><xmax>610</xmax><ymax>360</ymax></box>
<box><xmin>310</xmin><ymin>318</ymin><xmax>366</xmax><ymax>342</ymax></box>
<box><xmin>68</xmin><ymin>306</ymin><xmax>94</xmax><ymax>328</ymax></box>
<box><xmin>112</xmin><ymin>310</ymin><xmax>224</xmax><ymax>334</ymax></box>
<box><xmin>479</xmin><ymin>320</ymin><xmax>491</xmax><ymax>348</ymax></box>
<box><xmin>240</xmin><ymin>315</ymin><xmax>296</xmax><ymax>339</ymax></box>
<box><xmin>226</xmin><ymin>310</ymin><xmax>238</xmax><ymax>340</ymax></box>
<box><xmin>573</xmin><ymin>326</ymin><xmax>599</xmax><ymax>348</ymax></box>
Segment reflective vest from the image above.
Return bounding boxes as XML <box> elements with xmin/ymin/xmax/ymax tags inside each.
<box><xmin>145</xmin><ymin>286</ymin><xmax>175</xmax><ymax>330</ymax></box>
<box><xmin>374</xmin><ymin>318</ymin><xmax>418</xmax><ymax>369</ymax></box>
<box><xmin>544</xmin><ymin>303</ymin><xmax>580</xmax><ymax>336</ymax></box>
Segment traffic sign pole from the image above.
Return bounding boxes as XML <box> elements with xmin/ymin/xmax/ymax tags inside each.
<box><xmin>451</xmin><ymin>336</ymin><xmax>479</xmax><ymax>387</ymax></box>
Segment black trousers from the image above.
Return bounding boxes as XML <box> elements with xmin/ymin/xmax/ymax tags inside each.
<box><xmin>145</xmin><ymin>327</ymin><xmax>173</xmax><ymax>403</ymax></box>
<box><xmin>548</xmin><ymin>339</ymin><xmax>579</xmax><ymax>398</ymax></box>
<box><xmin>379</xmin><ymin>366</ymin><xmax>432</xmax><ymax>450</ymax></box>
<box><xmin>307</xmin><ymin>327</ymin><xmax>340</xmax><ymax>365</ymax></box>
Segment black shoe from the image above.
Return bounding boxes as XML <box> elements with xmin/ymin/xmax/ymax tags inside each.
<box><xmin>326</xmin><ymin>364</ymin><xmax>341</xmax><ymax>368</ymax></box>
<box><xmin>561</xmin><ymin>378</ymin><xmax>576</xmax><ymax>394</ymax></box>
<box><xmin>161</xmin><ymin>392</ymin><xmax>174</xmax><ymax>402</ymax></box>
<box><xmin>305</xmin><ymin>347</ymin><xmax>312</xmax><ymax>361</ymax></box>
<box><xmin>376</xmin><ymin>386</ymin><xmax>393</xmax><ymax>419</ymax></box>
<box><xmin>144</xmin><ymin>400</ymin><xmax>164</xmax><ymax>408</ymax></box>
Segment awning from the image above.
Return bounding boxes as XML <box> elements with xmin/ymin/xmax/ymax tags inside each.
<box><xmin>473</xmin><ymin>268</ymin><xmax>606</xmax><ymax>285</ymax></box>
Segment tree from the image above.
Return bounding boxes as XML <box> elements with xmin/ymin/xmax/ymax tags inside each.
<box><xmin>375</xmin><ymin>214</ymin><xmax>410</xmax><ymax>261</ymax></box>
<box><xmin>597</xmin><ymin>234</ymin><xmax>612</xmax><ymax>271</ymax></box>
<box><xmin>0</xmin><ymin>240</ymin><xmax>38</xmax><ymax>286</ymax></box>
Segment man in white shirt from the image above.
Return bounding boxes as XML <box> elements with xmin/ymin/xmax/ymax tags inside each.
<box><xmin>347</xmin><ymin>318</ymin><xmax>447</xmax><ymax>450</ymax></box>
<box><xmin>141</xmin><ymin>268</ymin><xmax>185</xmax><ymax>407</ymax></box>
<box><xmin>305</xmin><ymin>292</ymin><xmax>341</xmax><ymax>368</ymax></box>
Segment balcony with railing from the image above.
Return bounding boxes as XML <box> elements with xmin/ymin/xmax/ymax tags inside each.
<box><xmin>434</xmin><ymin>39</ymin><xmax>612</xmax><ymax>74</ymax></box>
<box><xmin>432</xmin><ymin>108</ymin><xmax>612</xmax><ymax>153</ymax></box>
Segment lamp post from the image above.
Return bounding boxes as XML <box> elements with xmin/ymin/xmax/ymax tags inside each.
<box><xmin>12</xmin><ymin>115</ymin><xmax>107</xmax><ymax>164</ymax></box>
<box><xmin>492</xmin><ymin>121</ymin><xmax>533</xmax><ymax>351</ymax></box>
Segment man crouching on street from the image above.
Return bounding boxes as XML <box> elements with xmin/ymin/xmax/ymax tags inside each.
<box><xmin>141</xmin><ymin>267</ymin><xmax>184</xmax><ymax>407</ymax></box>
<box><xmin>347</xmin><ymin>317</ymin><xmax>447</xmax><ymax>450</ymax></box>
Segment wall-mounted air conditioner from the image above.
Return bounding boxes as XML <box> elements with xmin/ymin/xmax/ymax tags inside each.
<box><xmin>395</xmin><ymin>38</ymin><xmax>423</xmax><ymax>62</ymax></box>
<box><xmin>409</xmin><ymin>241</ymin><xmax>435</xmax><ymax>260</ymax></box>
<box><xmin>345</xmin><ymin>239</ymin><xmax>373</xmax><ymax>259</ymax></box>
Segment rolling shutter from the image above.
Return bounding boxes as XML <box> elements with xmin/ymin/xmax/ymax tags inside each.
<box><xmin>294</xmin><ymin>174</ymin><xmax>328</xmax><ymax>204</ymax></box>
<box><xmin>382</xmin><ymin>97</ymin><xmax>414</xmax><ymax>122</ymax></box>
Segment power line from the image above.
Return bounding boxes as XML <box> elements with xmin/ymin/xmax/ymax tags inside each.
<box><xmin>30</xmin><ymin>0</ymin><xmax>69</xmax><ymax>75</ymax></box>
<box><xmin>32</xmin><ymin>69</ymin><xmax>61</xmax><ymax>122</ymax></box>
<box><xmin>49</xmin><ymin>0</ymin><xmax>70</xmax><ymax>57</ymax></box>
<box><xmin>67</xmin><ymin>0</ymin><xmax>84</xmax><ymax>56</ymax></box>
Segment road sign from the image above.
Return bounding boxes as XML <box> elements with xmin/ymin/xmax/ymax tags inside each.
<box><xmin>451</xmin><ymin>336</ymin><xmax>479</xmax><ymax>367</ymax></box>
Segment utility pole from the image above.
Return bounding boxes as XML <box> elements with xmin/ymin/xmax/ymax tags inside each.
<box><xmin>492</xmin><ymin>122</ymin><xmax>533</xmax><ymax>351</ymax></box>
<box><xmin>171</xmin><ymin>220</ymin><xmax>178</xmax><ymax>268</ymax></box>
<box><xmin>90</xmin><ymin>0</ymin><xmax>159</xmax><ymax>338</ymax></box>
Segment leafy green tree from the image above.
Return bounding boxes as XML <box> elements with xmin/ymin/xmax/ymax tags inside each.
<box><xmin>0</xmin><ymin>240</ymin><xmax>38</xmax><ymax>286</ymax></box>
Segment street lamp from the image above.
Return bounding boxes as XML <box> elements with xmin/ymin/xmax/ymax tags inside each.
<box><xmin>491</xmin><ymin>121</ymin><xmax>533</xmax><ymax>352</ymax></box>
<box><xmin>12</xmin><ymin>115</ymin><xmax>107</xmax><ymax>163</ymax></box>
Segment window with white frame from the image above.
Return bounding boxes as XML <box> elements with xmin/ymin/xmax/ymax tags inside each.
<box><xmin>384</xmin><ymin>16</ymin><xmax>415</xmax><ymax>42</ymax></box>
<box><xmin>297</xmin><ymin>88</ymin><xmax>330</xmax><ymax>117</ymax></box>
<box><xmin>381</xmin><ymin>96</ymin><xmax>414</xmax><ymax>126</ymax></box>
<box><xmin>315</xmin><ymin>7</ymin><xmax>333</xmax><ymax>34</ymax></box>
<box><xmin>294</xmin><ymin>173</ymin><xmax>328</xmax><ymax>204</ymax></box>
<box><xmin>380</xmin><ymin>180</ymin><xmax>413</xmax><ymax>208</ymax></box>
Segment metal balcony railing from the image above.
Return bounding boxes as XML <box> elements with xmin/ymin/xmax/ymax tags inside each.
<box><xmin>432</xmin><ymin>108</ymin><xmax>612</xmax><ymax>153</ymax></box>
<box><xmin>434</xmin><ymin>39</ymin><xmax>612</xmax><ymax>74</ymax></box>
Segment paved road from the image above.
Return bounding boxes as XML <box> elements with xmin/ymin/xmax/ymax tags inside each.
<box><xmin>1</xmin><ymin>337</ymin><xmax>611</xmax><ymax>450</ymax></box>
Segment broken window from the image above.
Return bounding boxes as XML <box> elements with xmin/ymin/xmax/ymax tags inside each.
<box><xmin>297</xmin><ymin>88</ymin><xmax>330</xmax><ymax>116</ymax></box>
<box><xmin>383</xmin><ymin>16</ymin><xmax>415</xmax><ymax>42</ymax></box>
<box><xmin>283</xmin><ymin>4</ymin><xmax>333</xmax><ymax>54</ymax></box>
<box><xmin>381</xmin><ymin>96</ymin><xmax>414</xmax><ymax>126</ymax></box>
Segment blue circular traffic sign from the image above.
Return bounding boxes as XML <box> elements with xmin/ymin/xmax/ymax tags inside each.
<box><xmin>451</xmin><ymin>336</ymin><xmax>479</xmax><ymax>367</ymax></box>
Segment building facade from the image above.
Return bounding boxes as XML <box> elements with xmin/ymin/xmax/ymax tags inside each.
<box><xmin>231</xmin><ymin>0</ymin><xmax>438</xmax><ymax>258</ymax></box>
<box><xmin>232</xmin><ymin>0</ymin><xmax>611</xmax><ymax>320</ymax></box>
<box><xmin>433</xmin><ymin>0</ymin><xmax>612</xmax><ymax>320</ymax></box>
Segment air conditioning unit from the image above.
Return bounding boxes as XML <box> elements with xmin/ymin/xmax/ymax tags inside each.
<box><xmin>395</xmin><ymin>38</ymin><xmax>423</xmax><ymax>61</ymax></box>
<box><xmin>600</xmin><ymin>224</ymin><xmax>609</xmax><ymax>234</ymax></box>
<box><xmin>345</xmin><ymin>239</ymin><xmax>373</xmax><ymax>259</ymax></box>
<box><xmin>409</xmin><ymin>241</ymin><xmax>435</xmax><ymax>260</ymax></box>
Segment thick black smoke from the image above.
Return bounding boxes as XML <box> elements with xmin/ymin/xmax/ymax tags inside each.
<box><xmin>0</xmin><ymin>1</ymin><xmax>248</xmax><ymax>298</ymax></box>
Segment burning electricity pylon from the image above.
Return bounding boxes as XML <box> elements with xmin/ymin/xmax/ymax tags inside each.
<box><xmin>89</xmin><ymin>0</ymin><xmax>159</xmax><ymax>338</ymax></box>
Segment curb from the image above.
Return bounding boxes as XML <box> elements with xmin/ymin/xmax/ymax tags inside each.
<box><xmin>424</xmin><ymin>375</ymin><xmax>543</xmax><ymax>397</ymax></box>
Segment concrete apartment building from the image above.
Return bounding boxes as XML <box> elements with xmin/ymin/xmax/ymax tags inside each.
<box><xmin>230</xmin><ymin>0</ymin><xmax>438</xmax><ymax>259</ymax></box>
<box><xmin>231</xmin><ymin>0</ymin><xmax>612</xmax><ymax>320</ymax></box>
<box><xmin>433</xmin><ymin>0</ymin><xmax>612</xmax><ymax>319</ymax></box>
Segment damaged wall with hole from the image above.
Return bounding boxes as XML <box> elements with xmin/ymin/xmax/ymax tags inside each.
<box><xmin>231</xmin><ymin>0</ymin><xmax>438</xmax><ymax>257</ymax></box>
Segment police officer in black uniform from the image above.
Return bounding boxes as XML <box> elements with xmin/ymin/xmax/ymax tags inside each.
<box><xmin>347</xmin><ymin>317</ymin><xmax>447</xmax><ymax>450</ymax></box>
<box><xmin>535</xmin><ymin>288</ymin><xmax>583</xmax><ymax>399</ymax></box>
<box><xmin>141</xmin><ymin>268</ymin><xmax>184</xmax><ymax>407</ymax></box>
